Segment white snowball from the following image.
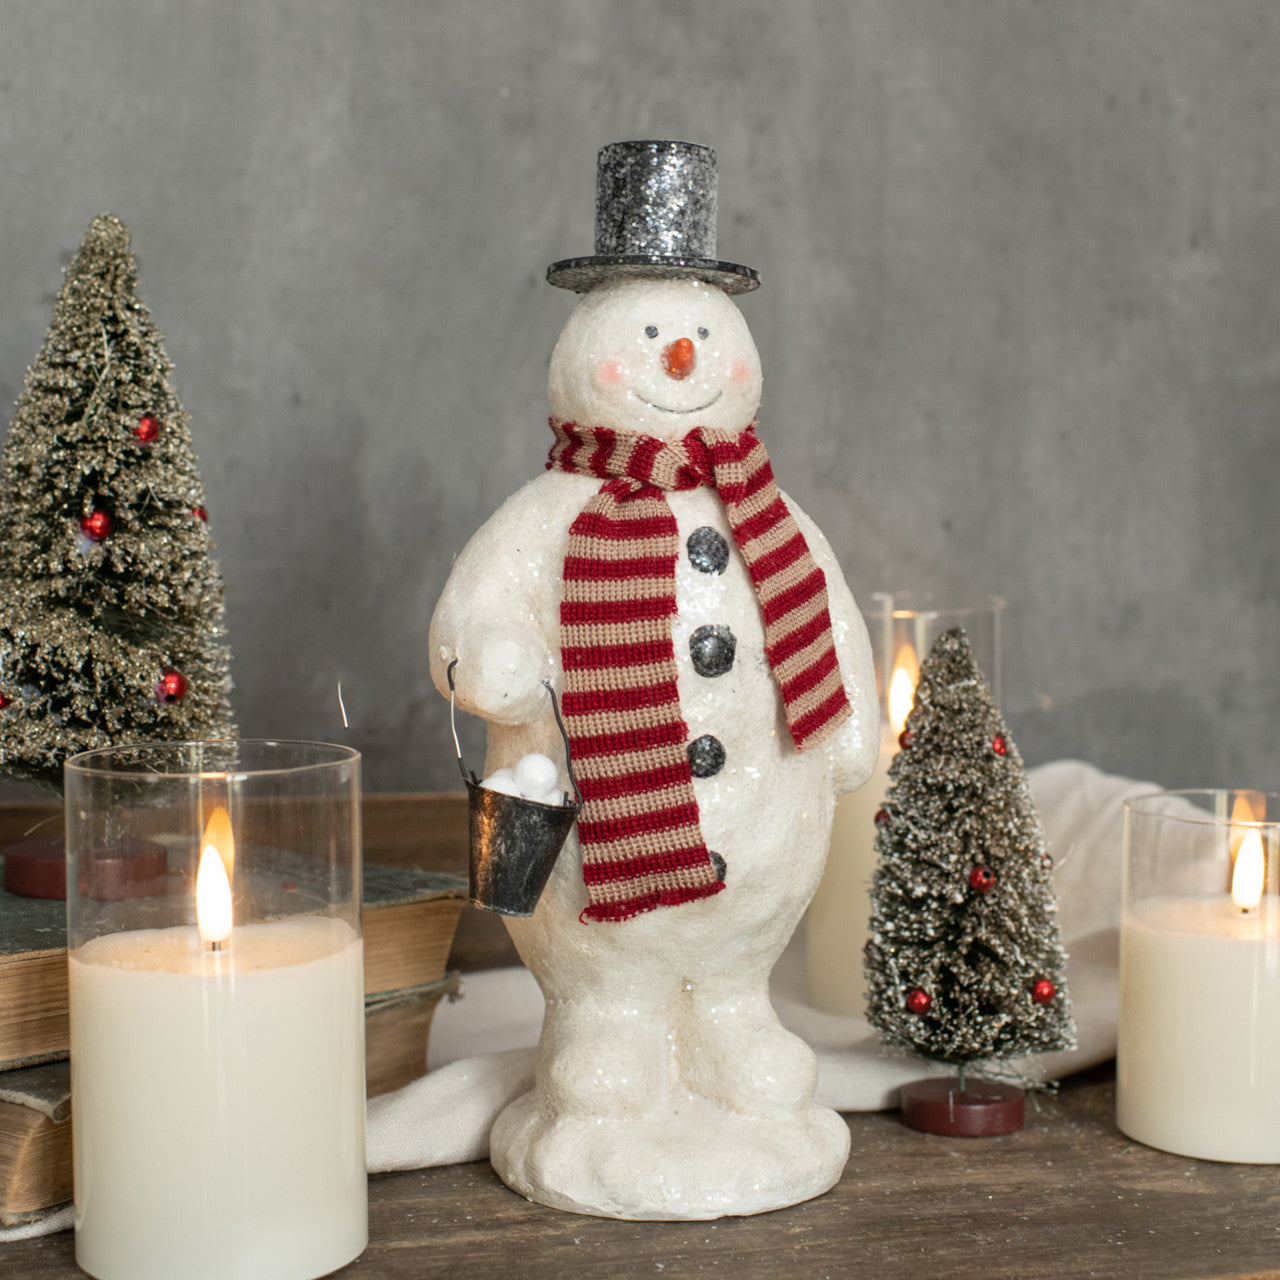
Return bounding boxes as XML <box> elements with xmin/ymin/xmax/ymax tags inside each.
<box><xmin>525</xmin><ymin>787</ymin><xmax>566</xmax><ymax>808</ymax></box>
<box><xmin>480</xmin><ymin>767</ymin><xmax>522</xmax><ymax>797</ymax></box>
<box><xmin>513</xmin><ymin>753</ymin><xmax>559</xmax><ymax>798</ymax></box>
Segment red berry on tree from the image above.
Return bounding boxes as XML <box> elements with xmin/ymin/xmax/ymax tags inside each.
<box><xmin>80</xmin><ymin>510</ymin><xmax>113</xmax><ymax>542</ymax></box>
<box><xmin>0</xmin><ymin>694</ymin><xmax>10</xmax><ymax>710</ymax></box>
<box><xmin>906</xmin><ymin>988</ymin><xmax>932</xmax><ymax>1015</ymax></box>
<box><xmin>156</xmin><ymin>670</ymin><xmax>187</xmax><ymax>704</ymax></box>
<box><xmin>193</xmin><ymin>506</ymin><xmax>208</xmax><ymax>523</ymax></box>
<box><xmin>133</xmin><ymin>414</ymin><xmax>160</xmax><ymax>443</ymax></box>
<box><xmin>992</xmin><ymin>734</ymin><xmax>1007</xmax><ymax>756</ymax></box>
<box><xmin>874</xmin><ymin>807</ymin><xmax>890</xmax><ymax>826</ymax></box>
<box><xmin>1030</xmin><ymin>977</ymin><xmax>1056</xmax><ymax>1005</ymax></box>
<box><xmin>968</xmin><ymin>865</ymin><xmax>996</xmax><ymax>894</ymax></box>
<box><xmin>898</xmin><ymin>729</ymin><xmax>913</xmax><ymax>750</ymax></box>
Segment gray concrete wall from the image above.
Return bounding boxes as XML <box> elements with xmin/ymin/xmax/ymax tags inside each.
<box><xmin>0</xmin><ymin>1</ymin><xmax>1275</xmax><ymax>793</ymax></box>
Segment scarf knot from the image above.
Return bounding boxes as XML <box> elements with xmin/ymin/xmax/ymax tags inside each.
<box><xmin>547</xmin><ymin>419</ymin><xmax>851</xmax><ymax>923</ymax></box>
<box><xmin>548</xmin><ymin>419</ymin><xmax>765</xmax><ymax>493</ymax></box>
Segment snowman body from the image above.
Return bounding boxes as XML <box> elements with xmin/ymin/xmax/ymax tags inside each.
<box><xmin>430</xmin><ymin>278</ymin><xmax>878</xmax><ymax>1218</ymax></box>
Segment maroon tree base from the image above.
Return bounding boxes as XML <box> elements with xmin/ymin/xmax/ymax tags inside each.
<box><xmin>3</xmin><ymin>836</ymin><xmax>169</xmax><ymax>900</ymax></box>
<box><xmin>3</xmin><ymin>837</ymin><xmax>69</xmax><ymax>898</ymax></box>
<box><xmin>899</xmin><ymin>1076</ymin><xmax>1025</xmax><ymax>1137</ymax></box>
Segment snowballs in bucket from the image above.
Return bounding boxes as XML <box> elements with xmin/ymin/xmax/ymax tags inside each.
<box><xmin>470</xmin><ymin>752</ymin><xmax>578</xmax><ymax>916</ymax></box>
<box><xmin>481</xmin><ymin>753</ymin><xmax>565</xmax><ymax>806</ymax></box>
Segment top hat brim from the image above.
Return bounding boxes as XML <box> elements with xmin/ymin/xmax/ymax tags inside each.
<box><xmin>546</xmin><ymin>255</ymin><xmax>760</xmax><ymax>295</ymax></box>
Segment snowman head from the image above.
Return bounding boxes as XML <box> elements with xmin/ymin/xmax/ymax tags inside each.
<box><xmin>548</xmin><ymin>277</ymin><xmax>762</xmax><ymax>439</ymax></box>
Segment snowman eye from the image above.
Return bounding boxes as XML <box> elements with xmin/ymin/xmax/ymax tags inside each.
<box><xmin>697</xmin><ymin>327</ymin><xmax>709</xmax><ymax>340</ymax></box>
<box><xmin>645</xmin><ymin>325</ymin><xmax>658</xmax><ymax>339</ymax></box>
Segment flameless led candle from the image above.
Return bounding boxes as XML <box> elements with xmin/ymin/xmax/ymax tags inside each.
<box><xmin>807</xmin><ymin>594</ymin><xmax>1003</xmax><ymax>1016</ymax></box>
<box><xmin>1118</xmin><ymin>790</ymin><xmax>1280</xmax><ymax>1162</ymax></box>
<box><xmin>66</xmin><ymin>741</ymin><xmax>368</xmax><ymax>1280</ymax></box>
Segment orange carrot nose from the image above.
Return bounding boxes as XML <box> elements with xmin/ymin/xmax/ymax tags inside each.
<box><xmin>661</xmin><ymin>337</ymin><xmax>696</xmax><ymax>380</ymax></box>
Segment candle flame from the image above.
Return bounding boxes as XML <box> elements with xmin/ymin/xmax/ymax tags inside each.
<box><xmin>203</xmin><ymin>804</ymin><xmax>235</xmax><ymax>880</ymax></box>
<box><xmin>1232</xmin><ymin>828</ymin><xmax>1265</xmax><ymax>912</ymax></box>
<box><xmin>887</xmin><ymin>644</ymin><xmax>920</xmax><ymax>737</ymax></box>
<box><xmin>196</xmin><ymin>807</ymin><xmax>234</xmax><ymax>945</ymax></box>
<box><xmin>1229</xmin><ymin>792</ymin><xmax>1264</xmax><ymax>860</ymax></box>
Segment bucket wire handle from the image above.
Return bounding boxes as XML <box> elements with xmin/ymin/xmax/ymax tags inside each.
<box><xmin>446</xmin><ymin>658</ymin><xmax>582</xmax><ymax>807</ymax></box>
<box><xmin>543</xmin><ymin>679</ymin><xmax>583</xmax><ymax>808</ymax></box>
<box><xmin>445</xmin><ymin>659</ymin><xmax>475</xmax><ymax>785</ymax></box>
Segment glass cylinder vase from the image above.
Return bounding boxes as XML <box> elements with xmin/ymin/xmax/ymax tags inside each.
<box><xmin>807</xmin><ymin>592</ymin><xmax>1005</xmax><ymax>1017</ymax></box>
<box><xmin>65</xmin><ymin>740</ymin><xmax>367</xmax><ymax>1280</ymax></box>
<box><xmin>1118</xmin><ymin>789</ymin><xmax>1280</xmax><ymax>1161</ymax></box>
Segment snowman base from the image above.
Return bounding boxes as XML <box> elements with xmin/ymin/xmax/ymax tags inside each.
<box><xmin>489</xmin><ymin>1090</ymin><xmax>850</xmax><ymax>1220</ymax></box>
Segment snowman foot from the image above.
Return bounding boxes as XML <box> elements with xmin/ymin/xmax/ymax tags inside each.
<box><xmin>490</xmin><ymin>1089</ymin><xmax>849</xmax><ymax>1220</ymax></box>
<box><xmin>680</xmin><ymin>987</ymin><xmax>819</xmax><ymax>1116</ymax></box>
<box><xmin>535</xmin><ymin>994</ymin><xmax>674</xmax><ymax>1120</ymax></box>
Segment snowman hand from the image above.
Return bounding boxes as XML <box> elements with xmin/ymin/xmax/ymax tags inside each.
<box><xmin>447</xmin><ymin>628</ymin><xmax>553</xmax><ymax>726</ymax></box>
<box><xmin>830</xmin><ymin>712</ymin><xmax>880</xmax><ymax>794</ymax></box>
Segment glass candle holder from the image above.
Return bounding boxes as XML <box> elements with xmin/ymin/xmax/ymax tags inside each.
<box><xmin>807</xmin><ymin>592</ymin><xmax>1005</xmax><ymax>1017</ymax></box>
<box><xmin>66</xmin><ymin>740</ymin><xmax>367</xmax><ymax>1280</ymax></box>
<box><xmin>1119</xmin><ymin>789</ymin><xmax>1280</xmax><ymax>1161</ymax></box>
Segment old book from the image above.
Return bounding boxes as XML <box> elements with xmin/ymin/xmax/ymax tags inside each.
<box><xmin>0</xmin><ymin>859</ymin><xmax>467</xmax><ymax>1070</ymax></box>
<box><xmin>360</xmin><ymin>864</ymin><xmax>466</xmax><ymax>998</ymax></box>
<box><xmin>365</xmin><ymin>974</ymin><xmax>460</xmax><ymax>1098</ymax></box>
<box><xmin>0</xmin><ymin>1059</ymin><xmax>71</xmax><ymax>1227</ymax></box>
<box><xmin>0</xmin><ymin>893</ymin><xmax>66</xmax><ymax>1071</ymax></box>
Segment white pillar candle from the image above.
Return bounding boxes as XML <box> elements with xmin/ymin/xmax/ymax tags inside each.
<box><xmin>805</xmin><ymin>725</ymin><xmax>894</xmax><ymax>1017</ymax></box>
<box><xmin>70</xmin><ymin>916</ymin><xmax>367</xmax><ymax>1280</ymax></box>
<box><xmin>809</xmin><ymin>631</ymin><xmax>924</xmax><ymax>1016</ymax></box>
<box><xmin>1118</xmin><ymin>896</ymin><xmax>1280</xmax><ymax>1161</ymax></box>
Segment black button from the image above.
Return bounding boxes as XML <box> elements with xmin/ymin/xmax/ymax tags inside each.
<box><xmin>709</xmin><ymin>851</ymin><xmax>727</xmax><ymax>882</ymax></box>
<box><xmin>687</xmin><ymin>735</ymin><xmax>726</xmax><ymax>778</ymax></box>
<box><xmin>690</xmin><ymin>624</ymin><xmax>735</xmax><ymax>677</ymax></box>
<box><xmin>687</xmin><ymin>527</ymin><xmax>730</xmax><ymax>575</ymax></box>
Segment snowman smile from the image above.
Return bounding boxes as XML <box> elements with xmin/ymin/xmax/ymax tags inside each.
<box><xmin>634</xmin><ymin>390</ymin><xmax>723</xmax><ymax>415</ymax></box>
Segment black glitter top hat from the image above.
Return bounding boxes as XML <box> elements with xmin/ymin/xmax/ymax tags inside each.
<box><xmin>546</xmin><ymin>140</ymin><xmax>760</xmax><ymax>295</ymax></box>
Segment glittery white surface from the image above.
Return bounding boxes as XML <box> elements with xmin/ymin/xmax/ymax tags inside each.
<box><xmin>429</xmin><ymin>277</ymin><xmax>878</xmax><ymax>1219</ymax></box>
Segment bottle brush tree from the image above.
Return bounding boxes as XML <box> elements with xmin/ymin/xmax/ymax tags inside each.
<box><xmin>0</xmin><ymin>213</ymin><xmax>234</xmax><ymax>789</ymax></box>
<box><xmin>864</xmin><ymin>626</ymin><xmax>1074</xmax><ymax>1084</ymax></box>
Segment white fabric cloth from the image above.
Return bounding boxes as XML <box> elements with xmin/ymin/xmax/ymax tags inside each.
<box><xmin>367</xmin><ymin>1048</ymin><xmax>536</xmax><ymax>1169</ymax></box>
<box><xmin>0</xmin><ymin>1205</ymin><xmax>73</xmax><ymax>1241</ymax></box>
<box><xmin>1</xmin><ymin>758</ymin><xmax>1147</xmax><ymax>1238</ymax></box>
<box><xmin>369</xmin><ymin>757</ymin><xmax>1146</xmax><ymax>1168</ymax></box>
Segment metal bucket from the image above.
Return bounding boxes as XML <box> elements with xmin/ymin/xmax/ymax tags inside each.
<box><xmin>447</xmin><ymin>660</ymin><xmax>581</xmax><ymax>916</ymax></box>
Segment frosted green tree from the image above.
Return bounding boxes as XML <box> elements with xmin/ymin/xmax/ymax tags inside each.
<box><xmin>864</xmin><ymin>627</ymin><xmax>1074</xmax><ymax>1079</ymax></box>
<box><xmin>0</xmin><ymin>214</ymin><xmax>233</xmax><ymax>789</ymax></box>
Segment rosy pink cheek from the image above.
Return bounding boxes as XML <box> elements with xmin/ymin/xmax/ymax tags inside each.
<box><xmin>594</xmin><ymin>359</ymin><xmax>626</xmax><ymax>387</ymax></box>
<box><xmin>730</xmin><ymin>359</ymin><xmax>755</xmax><ymax>384</ymax></box>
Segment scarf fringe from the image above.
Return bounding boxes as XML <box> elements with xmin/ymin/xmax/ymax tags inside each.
<box><xmin>579</xmin><ymin>878</ymin><xmax>726</xmax><ymax>924</ymax></box>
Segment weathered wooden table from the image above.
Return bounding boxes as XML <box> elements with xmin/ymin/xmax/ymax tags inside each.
<box><xmin>3</xmin><ymin>797</ymin><xmax>1277</xmax><ymax>1278</ymax></box>
<box><xmin>7</xmin><ymin>1064</ymin><xmax>1280</xmax><ymax>1280</ymax></box>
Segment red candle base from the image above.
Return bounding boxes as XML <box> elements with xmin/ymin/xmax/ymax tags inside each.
<box><xmin>899</xmin><ymin>1076</ymin><xmax>1025</xmax><ymax>1137</ymax></box>
<box><xmin>3</xmin><ymin>837</ymin><xmax>169</xmax><ymax>900</ymax></box>
<box><xmin>3</xmin><ymin>837</ymin><xmax>68</xmax><ymax>899</ymax></box>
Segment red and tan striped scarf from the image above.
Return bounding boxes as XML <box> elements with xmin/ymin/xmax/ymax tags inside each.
<box><xmin>547</xmin><ymin>419</ymin><xmax>851</xmax><ymax>923</ymax></box>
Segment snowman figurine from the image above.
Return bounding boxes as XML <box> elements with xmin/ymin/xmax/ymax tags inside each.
<box><xmin>430</xmin><ymin>141</ymin><xmax>878</xmax><ymax>1219</ymax></box>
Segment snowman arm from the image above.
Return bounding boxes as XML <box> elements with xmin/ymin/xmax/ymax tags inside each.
<box><xmin>428</xmin><ymin>476</ymin><xmax>566</xmax><ymax>726</ymax></box>
<box><xmin>783</xmin><ymin>494</ymin><xmax>879</xmax><ymax>793</ymax></box>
